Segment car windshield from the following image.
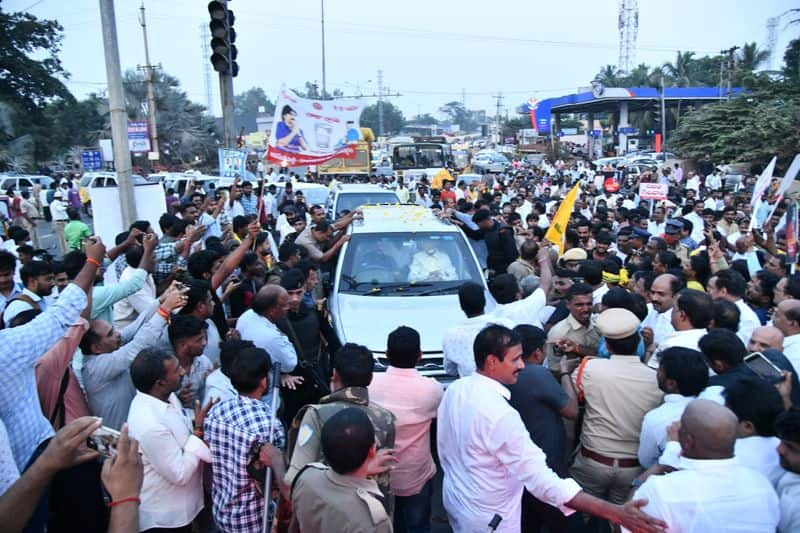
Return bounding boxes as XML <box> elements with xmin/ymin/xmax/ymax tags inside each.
<box><xmin>338</xmin><ymin>232</ymin><xmax>482</xmax><ymax>294</ymax></box>
<box><xmin>336</xmin><ymin>192</ymin><xmax>398</xmax><ymax>214</ymax></box>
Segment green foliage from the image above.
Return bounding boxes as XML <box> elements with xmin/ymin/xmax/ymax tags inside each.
<box><xmin>233</xmin><ymin>87</ymin><xmax>274</xmax><ymax>133</ymax></box>
<box><xmin>669</xmin><ymin>82</ymin><xmax>800</xmax><ymax>172</ymax></box>
<box><xmin>360</xmin><ymin>101</ymin><xmax>405</xmax><ymax>136</ymax></box>
<box><xmin>410</xmin><ymin>113</ymin><xmax>438</xmax><ymax>125</ymax></box>
<box><xmin>785</xmin><ymin>39</ymin><xmax>800</xmax><ymax>82</ymax></box>
<box><xmin>439</xmin><ymin>101</ymin><xmax>478</xmax><ymax>132</ymax></box>
<box><xmin>122</xmin><ymin>70</ymin><xmax>220</xmax><ymax>165</ymax></box>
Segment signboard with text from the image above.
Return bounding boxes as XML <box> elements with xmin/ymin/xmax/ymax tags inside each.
<box><xmin>81</xmin><ymin>150</ymin><xmax>103</xmax><ymax>170</ymax></box>
<box><xmin>638</xmin><ymin>183</ymin><xmax>668</xmax><ymax>200</ymax></box>
<box><xmin>127</xmin><ymin>121</ymin><xmax>151</xmax><ymax>153</ymax></box>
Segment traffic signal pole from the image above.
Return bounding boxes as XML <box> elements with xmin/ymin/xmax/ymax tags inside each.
<box><xmin>99</xmin><ymin>0</ymin><xmax>137</xmax><ymax>227</ymax></box>
<box><xmin>220</xmin><ymin>71</ymin><xmax>235</xmax><ymax>148</ymax></box>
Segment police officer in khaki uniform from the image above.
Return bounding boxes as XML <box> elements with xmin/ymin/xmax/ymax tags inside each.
<box><xmin>568</xmin><ymin>308</ymin><xmax>663</xmax><ymax>505</ymax></box>
<box><xmin>545</xmin><ymin>283</ymin><xmax>601</xmax><ymax>374</ymax></box>
<box><xmin>663</xmin><ymin>219</ymin><xmax>690</xmax><ymax>263</ymax></box>
<box><xmin>285</xmin><ymin>343</ymin><xmax>396</xmax><ymax>513</ymax></box>
<box><xmin>290</xmin><ymin>408</ymin><xmax>392</xmax><ymax>533</ymax></box>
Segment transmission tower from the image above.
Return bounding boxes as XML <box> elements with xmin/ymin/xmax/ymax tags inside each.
<box><xmin>765</xmin><ymin>16</ymin><xmax>780</xmax><ymax>71</ymax></box>
<box><xmin>617</xmin><ymin>0</ymin><xmax>638</xmax><ymax>74</ymax></box>
<box><xmin>200</xmin><ymin>23</ymin><xmax>214</xmax><ymax>115</ymax></box>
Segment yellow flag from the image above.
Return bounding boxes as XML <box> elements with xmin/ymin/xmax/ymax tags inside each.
<box><xmin>431</xmin><ymin>168</ymin><xmax>453</xmax><ymax>191</ymax></box>
<box><xmin>544</xmin><ymin>181</ymin><xmax>581</xmax><ymax>254</ymax></box>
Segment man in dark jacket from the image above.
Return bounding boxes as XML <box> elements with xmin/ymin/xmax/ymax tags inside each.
<box><xmin>462</xmin><ymin>210</ymin><xmax>519</xmax><ymax>275</ymax></box>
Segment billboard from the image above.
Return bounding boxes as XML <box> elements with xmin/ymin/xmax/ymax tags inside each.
<box><xmin>127</xmin><ymin>121</ymin><xmax>151</xmax><ymax>153</ymax></box>
<box><xmin>266</xmin><ymin>85</ymin><xmax>364</xmax><ymax>167</ymax></box>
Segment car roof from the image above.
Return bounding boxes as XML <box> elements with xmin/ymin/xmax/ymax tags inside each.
<box><xmin>351</xmin><ymin>205</ymin><xmax>459</xmax><ymax>235</ymax></box>
<box><xmin>334</xmin><ymin>184</ymin><xmax>394</xmax><ymax>194</ymax></box>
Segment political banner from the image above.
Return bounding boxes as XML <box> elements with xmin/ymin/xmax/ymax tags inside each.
<box><xmin>266</xmin><ymin>85</ymin><xmax>364</xmax><ymax>167</ymax></box>
<box><xmin>638</xmin><ymin>183</ymin><xmax>668</xmax><ymax>201</ymax></box>
<box><xmin>127</xmin><ymin>121</ymin><xmax>150</xmax><ymax>153</ymax></box>
<box><xmin>219</xmin><ymin>148</ymin><xmax>247</xmax><ymax>178</ymax></box>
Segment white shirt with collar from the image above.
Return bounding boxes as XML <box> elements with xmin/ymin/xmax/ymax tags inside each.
<box><xmin>492</xmin><ymin>287</ymin><xmax>547</xmax><ymax>328</ymax></box>
<box><xmin>734</xmin><ymin>435</ymin><xmax>786</xmax><ymax>487</ymax></box>
<box><xmin>236</xmin><ymin>309</ymin><xmax>297</xmax><ymax>372</ymax></box>
<box><xmin>438</xmin><ymin>372</ymin><xmax>582</xmax><ymax>533</ymax></box>
<box><xmin>782</xmin><ymin>333</ymin><xmax>800</xmax><ymax>372</ymax></box>
<box><xmin>647</xmin><ymin>328</ymin><xmax>707</xmax><ymax>370</ymax></box>
<box><xmin>778</xmin><ymin>471</ymin><xmax>800</xmax><ymax>533</ymax></box>
<box><xmin>442</xmin><ymin>314</ymin><xmax>515</xmax><ymax>377</ymax></box>
<box><xmin>647</xmin><ymin>221</ymin><xmax>666</xmax><ymax>236</ymax></box>
<box><xmin>642</xmin><ymin>307</ymin><xmax>676</xmax><ymax>349</ymax></box>
<box><xmin>631</xmin><ymin>454</ymin><xmax>779</xmax><ymax>533</ymax></box>
<box><xmin>733</xmin><ymin>298</ymin><xmax>760</xmax><ymax>346</ymax></box>
<box><xmin>2</xmin><ymin>288</ymin><xmax>46</xmax><ymax>325</ymax></box>
<box><xmin>591</xmin><ymin>283</ymin><xmax>609</xmax><ymax>306</ymax></box>
<box><xmin>202</xmin><ymin>368</ymin><xmax>237</xmax><ymax>407</ymax></box>
<box><xmin>637</xmin><ymin>394</ymin><xmax>694</xmax><ymax>468</ymax></box>
<box><xmin>126</xmin><ymin>391</ymin><xmax>211</xmax><ymax>531</ymax></box>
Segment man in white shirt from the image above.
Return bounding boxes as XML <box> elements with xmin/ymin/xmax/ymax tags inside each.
<box><xmin>707</xmin><ymin>269</ymin><xmax>760</xmax><ymax>345</ymax></box>
<box><xmin>127</xmin><ymin>347</ymin><xmax>214</xmax><ymax>532</ymax></box>
<box><xmin>638</xmin><ymin>347</ymin><xmax>709</xmax><ymax>468</ymax></box>
<box><xmin>632</xmin><ymin>399</ymin><xmax>780</xmax><ymax>533</ymax></box>
<box><xmin>648</xmin><ymin>288</ymin><xmax>710</xmax><ymax>369</ymax></box>
<box><xmin>773</xmin><ymin>299</ymin><xmax>800</xmax><ymax>371</ymax></box>
<box><xmin>437</xmin><ymin>324</ymin><xmax>667</xmax><ymax>533</ymax></box>
<box><xmin>236</xmin><ymin>285</ymin><xmax>298</xmax><ymax>387</ymax></box>
<box><xmin>642</xmin><ymin>274</ymin><xmax>681</xmax><ymax>356</ymax></box>
<box><xmin>647</xmin><ymin>206</ymin><xmax>666</xmax><ymax>237</ymax></box>
<box><xmin>775</xmin><ymin>408</ymin><xmax>800</xmax><ymax>533</ymax></box>
<box><xmin>723</xmin><ymin>377</ymin><xmax>787</xmax><ymax>486</ymax></box>
<box><xmin>489</xmin><ymin>245</ymin><xmax>552</xmax><ymax>328</ymax></box>
<box><xmin>113</xmin><ymin>245</ymin><xmax>157</xmax><ymax>330</ymax></box>
<box><xmin>442</xmin><ymin>282</ymin><xmax>514</xmax><ymax>377</ymax></box>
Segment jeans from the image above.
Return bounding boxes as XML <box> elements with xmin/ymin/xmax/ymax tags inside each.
<box><xmin>393</xmin><ymin>478</ymin><xmax>433</xmax><ymax>533</ymax></box>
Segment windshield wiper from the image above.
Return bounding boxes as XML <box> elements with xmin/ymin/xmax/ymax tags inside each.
<box><xmin>344</xmin><ymin>281</ymin><xmax>433</xmax><ymax>295</ymax></box>
<box><xmin>414</xmin><ymin>282</ymin><xmax>465</xmax><ymax>296</ymax></box>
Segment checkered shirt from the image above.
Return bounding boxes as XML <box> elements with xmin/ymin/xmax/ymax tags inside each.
<box><xmin>0</xmin><ymin>283</ymin><xmax>87</xmax><ymax>469</ymax></box>
<box><xmin>204</xmin><ymin>395</ymin><xmax>285</xmax><ymax>533</ymax></box>
<box><xmin>153</xmin><ymin>239</ymin><xmax>187</xmax><ymax>285</ymax></box>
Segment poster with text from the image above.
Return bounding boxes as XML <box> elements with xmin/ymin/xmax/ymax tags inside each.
<box><xmin>219</xmin><ymin>148</ymin><xmax>247</xmax><ymax>179</ymax></box>
<box><xmin>266</xmin><ymin>85</ymin><xmax>364</xmax><ymax>167</ymax></box>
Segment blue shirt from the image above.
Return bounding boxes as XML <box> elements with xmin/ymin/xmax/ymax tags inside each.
<box><xmin>0</xmin><ymin>283</ymin><xmax>87</xmax><ymax>469</ymax></box>
<box><xmin>275</xmin><ymin>121</ymin><xmax>306</xmax><ymax>151</ymax></box>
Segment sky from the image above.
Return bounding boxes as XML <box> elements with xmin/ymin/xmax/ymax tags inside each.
<box><xmin>7</xmin><ymin>0</ymin><xmax>798</xmax><ymax>121</ymax></box>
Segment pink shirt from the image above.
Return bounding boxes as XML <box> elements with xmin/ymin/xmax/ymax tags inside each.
<box><xmin>35</xmin><ymin>319</ymin><xmax>91</xmax><ymax>429</ymax></box>
<box><xmin>369</xmin><ymin>366</ymin><xmax>444</xmax><ymax>496</ymax></box>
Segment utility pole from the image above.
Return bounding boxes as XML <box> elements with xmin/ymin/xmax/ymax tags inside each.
<box><xmin>138</xmin><ymin>1</ymin><xmax>159</xmax><ymax>161</ymax></box>
<box><xmin>660</xmin><ymin>75</ymin><xmax>667</xmax><ymax>153</ymax></box>
<box><xmin>492</xmin><ymin>92</ymin><xmax>503</xmax><ymax>144</ymax></box>
<box><xmin>99</xmin><ymin>0</ymin><xmax>137</xmax><ymax>226</ymax></box>
<box><xmin>377</xmin><ymin>69</ymin><xmax>384</xmax><ymax>137</ymax></box>
<box><xmin>720</xmin><ymin>46</ymin><xmax>739</xmax><ymax>100</ymax></box>
<box><xmin>320</xmin><ymin>0</ymin><xmax>327</xmax><ymax>98</ymax></box>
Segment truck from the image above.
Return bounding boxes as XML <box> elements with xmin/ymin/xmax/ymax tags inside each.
<box><xmin>318</xmin><ymin>128</ymin><xmax>375</xmax><ymax>179</ymax></box>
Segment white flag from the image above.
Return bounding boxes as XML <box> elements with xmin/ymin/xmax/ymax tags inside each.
<box><xmin>749</xmin><ymin>156</ymin><xmax>776</xmax><ymax>230</ymax></box>
<box><xmin>765</xmin><ymin>153</ymin><xmax>800</xmax><ymax>224</ymax></box>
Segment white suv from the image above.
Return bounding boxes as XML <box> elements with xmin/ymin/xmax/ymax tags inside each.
<box><xmin>329</xmin><ymin>205</ymin><xmax>489</xmax><ymax>380</ymax></box>
<box><xmin>326</xmin><ymin>183</ymin><xmax>401</xmax><ymax>219</ymax></box>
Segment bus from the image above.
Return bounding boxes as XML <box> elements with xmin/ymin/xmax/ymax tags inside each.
<box><xmin>392</xmin><ymin>137</ymin><xmax>453</xmax><ymax>182</ymax></box>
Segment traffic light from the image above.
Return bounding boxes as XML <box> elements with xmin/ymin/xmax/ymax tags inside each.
<box><xmin>652</xmin><ymin>102</ymin><xmax>661</xmax><ymax>130</ymax></box>
<box><xmin>208</xmin><ymin>1</ymin><xmax>238</xmax><ymax>77</ymax></box>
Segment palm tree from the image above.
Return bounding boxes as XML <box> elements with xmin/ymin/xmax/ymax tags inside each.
<box><xmin>662</xmin><ymin>51</ymin><xmax>697</xmax><ymax>87</ymax></box>
<box><xmin>737</xmin><ymin>42</ymin><xmax>770</xmax><ymax>72</ymax></box>
<box><xmin>595</xmin><ymin>65</ymin><xmax>623</xmax><ymax>86</ymax></box>
<box><xmin>626</xmin><ymin>63</ymin><xmax>659</xmax><ymax>87</ymax></box>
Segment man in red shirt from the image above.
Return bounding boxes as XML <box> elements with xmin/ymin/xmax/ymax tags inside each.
<box><xmin>440</xmin><ymin>179</ymin><xmax>457</xmax><ymax>205</ymax></box>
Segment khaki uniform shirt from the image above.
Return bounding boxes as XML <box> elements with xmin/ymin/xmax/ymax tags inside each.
<box><xmin>667</xmin><ymin>242</ymin><xmax>690</xmax><ymax>264</ymax></box>
<box><xmin>545</xmin><ymin>314</ymin><xmax>600</xmax><ymax>373</ymax></box>
<box><xmin>290</xmin><ymin>463</ymin><xmax>392</xmax><ymax>533</ymax></box>
<box><xmin>285</xmin><ymin>386</ymin><xmax>396</xmax><ymax>513</ymax></box>
<box><xmin>571</xmin><ymin>355</ymin><xmax>663</xmax><ymax>458</ymax></box>
<box><xmin>507</xmin><ymin>258</ymin><xmax>537</xmax><ymax>284</ymax></box>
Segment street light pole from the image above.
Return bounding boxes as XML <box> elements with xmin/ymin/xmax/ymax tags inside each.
<box><xmin>320</xmin><ymin>0</ymin><xmax>327</xmax><ymax>98</ymax></box>
<box><xmin>138</xmin><ymin>1</ymin><xmax>159</xmax><ymax>161</ymax></box>
<box><xmin>99</xmin><ymin>0</ymin><xmax>137</xmax><ymax>227</ymax></box>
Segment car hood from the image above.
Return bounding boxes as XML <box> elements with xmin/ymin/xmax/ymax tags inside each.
<box><xmin>333</xmin><ymin>293</ymin><xmax>465</xmax><ymax>353</ymax></box>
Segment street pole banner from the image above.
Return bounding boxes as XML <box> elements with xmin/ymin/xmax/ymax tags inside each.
<box><xmin>218</xmin><ymin>148</ymin><xmax>247</xmax><ymax>178</ymax></box>
<box><xmin>266</xmin><ymin>85</ymin><xmax>364</xmax><ymax>167</ymax></box>
<box><xmin>127</xmin><ymin>121</ymin><xmax>151</xmax><ymax>153</ymax></box>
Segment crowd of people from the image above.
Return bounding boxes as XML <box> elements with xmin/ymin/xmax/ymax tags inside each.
<box><xmin>0</xmin><ymin>156</ymin><xmax>798</xmax><ymax>533</ymax></box>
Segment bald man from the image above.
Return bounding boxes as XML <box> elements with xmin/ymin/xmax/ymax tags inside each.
<box><xmin>773</xmin><ymin>299</ymin><xmax>800</xmax><ymax>371</ymax></box>
<box><xmin>748</xmin><ymin>326</ymin><xmax>784</xmax><ymax>353</ymax></box>
<box><xmin>631</xmin><ymin>400</ymin><xmax>780</xmax><ymax>532</ymax></box>
<box><xmin>235</xmin><ymin>284</ymin><xmax>298</xmax><ymax>374</ymax></box>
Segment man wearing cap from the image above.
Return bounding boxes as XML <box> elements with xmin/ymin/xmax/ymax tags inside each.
<box><xmin>568</xmin><ymin>308</ymin><xmax>663</xmax><ymax>505</ymax></box>
<box><xmin>663</xmin><ymin>219</ymin><xmax>690</xmax><ymax>263</ymax></box>
<box><xmin>559</xmin><ymin>247</ymin><xmax>587</xmax><ymax>273</ymax></box>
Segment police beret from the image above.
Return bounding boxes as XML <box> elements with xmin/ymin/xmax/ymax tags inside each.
<box><xmin>631</xmin><ymin>227</ymin><xmax>651</xmax><ymax>240</ymax></box>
